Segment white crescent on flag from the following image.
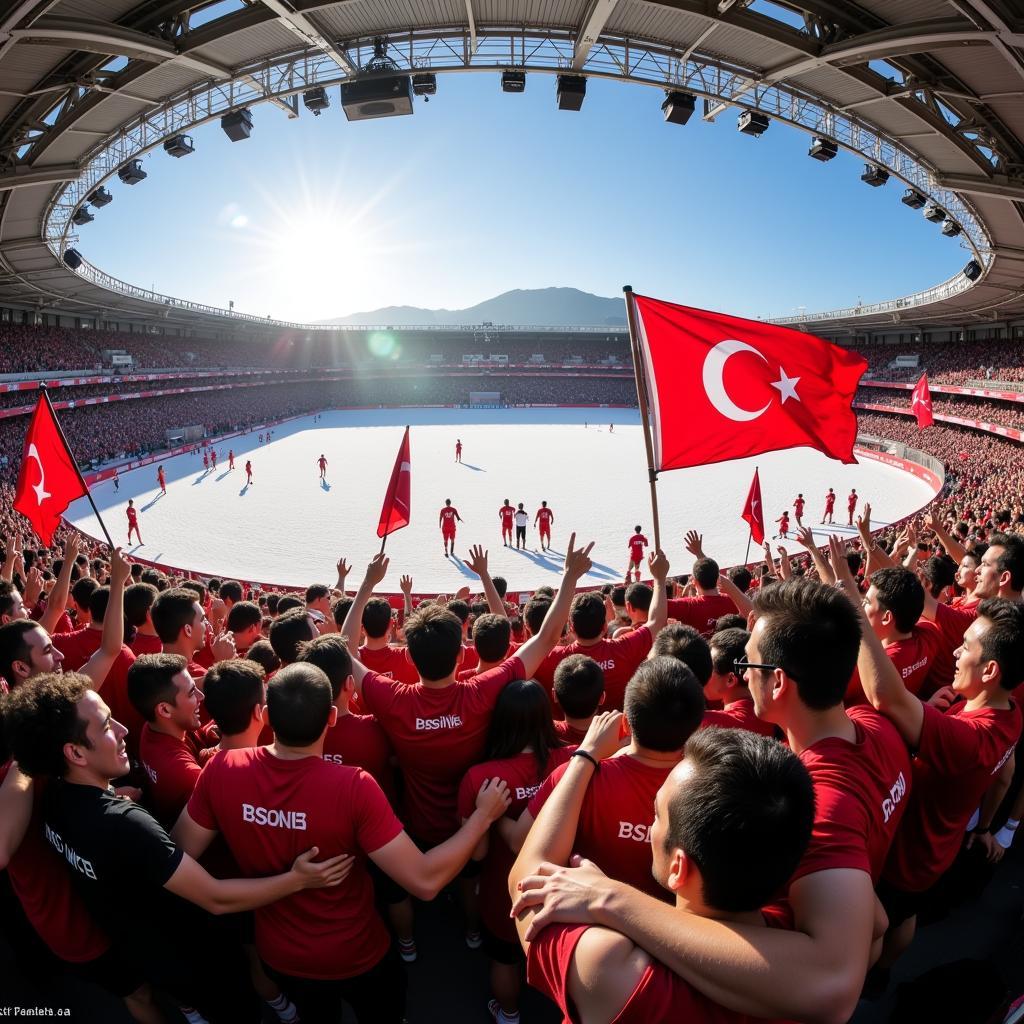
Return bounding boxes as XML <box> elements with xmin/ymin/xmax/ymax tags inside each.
<box><xmin>26</xmin><ymin>443</ymin><xmax>51</xmax><ymax>505</ymax></box>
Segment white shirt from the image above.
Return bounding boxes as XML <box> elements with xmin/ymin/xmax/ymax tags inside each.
<box><xmin>514</xmin><ymin>511</ymin><xmax>529</xmax><ymax>527</ymax></box>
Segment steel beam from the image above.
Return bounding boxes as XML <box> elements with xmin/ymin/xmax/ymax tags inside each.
<box><xmin>572</xmin><ymin>0</ymin><xmax>621</xmax><ymax>71</ymax></box>
<box><xmin>258</xmin><ymin>0</ymin><xmax>356</xmax><ymax>74</ymax></box>
<box><xmin>0</xmin><ymin>164</ymin><xmax>79</xmax><ymax>190</ymax></box>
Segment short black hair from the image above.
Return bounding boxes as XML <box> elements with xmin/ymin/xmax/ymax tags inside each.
<box><xmin>295</xmin><ymin>633</ymin><xmax>353</xmax><ymax>700</ymax></box>
<box><xmin>553</xmin><ymin>654</ymin><xmax>604</xmax><ymax>718</ymax></box>
<box><xmin>266</xmin><ymin>593</ymin><xmax>280</xmax><ymax>615</ymax></box>
<box><xmin>471</xmin><ymin>613</ymin><xmax>511</xmax><ymax>663</ymax></box>
<box><xmin>123</xmin><ymin>583</ymin><xmax>159</xmax><ymax>629</ymax></box>
<box><xmin>245</xmin><ymin>639</ymin><xmax>281</xmax><ymax>676</ymax></box>
<box><xmin>524</xmin><ymin>598</ymin><xmax>551</xmax><ymax>636</ymax></box>
<box><xmin>71</xmin><ymin>577</ymin><xmax>98</xmax><ymax>611</ymax></box>
<box><xmin>220</xmin><ymin>580</ymin><xmax>243</xmax><ymax>604</ymax></box>
<box><xmin>693</xmin><ymin>558</ymin><xmax>719</xmax><ymax>591</ymax></box>
<box><xmin>305</xmin><ymin>583</ymin><xmax>331</xmax><ymax>605</ymax></box>
<box><xmin>266</xmin><ymin>663</ymin><xmax>333</xmax><ymax>746</ymax></box>
<box><xmin>667</xmin><ymin>728</ymin><xmax>815</xmax><ymax>912</ymax></box>
<box><xmin>492</xmin><ymin>576</ymin><xmax>508</xmax><ymax>599</ymax></box>
<box><xmin>977</xmin><ymin>598</ymin><xmax>1024</xmax><ymax>691</ymax></box>
<box><xmin>570</xmin><ymin>592</ymin><xmax>606</xmax><ymax>641</ymax></box>
<box><xmin>362</xmin><ymin>598</ymin><xmax>393</xmax><ymax>640</ymax></box>
<box><xmin>227</xmin><ymin>600</ymin><xmax>262</xmax><ymax>634</ymax></box>
<box><xmin>276</xmin><ymin>595</ymin><xmax>304</xmax><ymax>615</ymax></box>
<box><xmin>623</xmin><ymin>657</ymin><xmax>705</xmax><ymax>752</ymax></box>
<box><xmin>202</xmin><ymin>659</ymin><xmax>264</xmax><ymax>736</ymax></box>
<box><xmin>269</xmin><ymin>608</ymin><xmax>316</xmax><ymax>665</ymax></box>
<box><xmin>869</xmin><ymin>567</ymin><xmax>925</xmax><ymax>634</ymax></box>
<box><xmin>0</xmin><ymin>620</ymin><xmax>45</xmax><ymax>691</ymax></box>
<box><xmin>710</xmin><ymin>628</ymin><xmax>750</xmax><ymax>677</ymax></box>
<box><xmin>753</xmin><ymin>578</ymin><xmax>861</xmax><ymax>711</ymax></box>
<box><xmin>715</xmin><ymin>613</ymin><xmax>747</xmax><ymax>633</ymax></box>
<box><xmin>404</xmin><ymin>605</ymin><xmax>463</xmax><ymax>681</ymax></box>
<box><xmin>728</xmin><ymin>566</ymin><xmax>752</xmax><ymax>593</ymax></box>
<box><xmin>651</xmin><ymin>625</ymin><xmax>713</xmax><ymax>686</ymax></box>
<box><xmin>989</xmin><ymin>532</ymin><xmax>1024</xmax><ymax>591</ymax></box>
<box><xmin>447</xmin><ymin>600</ymin><xmax>470</xmax><ymax>625</ymax></box>
<box><xmin>0</xmin><ymin>581</ymin><xmax>25</xmax><ymax>619</ymax></box>
<box><xmin>610</xmin><ymin>586</ymin><xmax>626</xmax><ymax>608</ymax></box>
<box><xmin>332</xmin><ymin>596</ymin><xmax>354</xmax><ymax>629</ymax></box>
<box><xmin>181</xmin><ymin>580</ymin><xmax>207</xmax><ymax>604</ymax></box>
<box><xmin>151</xmin><ymin>588</ymin><xmax>201</xmax><ymax>644</ymax></box>
<box><xmin>919</xmin><ymin>555</ymin><xmax>957</xmax><ymax>598</ymax></box>
<box><xmin>88</xmin><ymin>586</ymin><xmax>111</xmax><ymax>624</ymax></box>
<box><xmin>3</xmin><ymin>672</ymin><xmax>93</xmax><ymax>777</ymax></box>
<box><xmin>624</xmin><ymin>583</ymin><xmax>652</xmax><ymax>613</ymax></box>
<box><xmin>127</xmin><ymin>653</ymin><xmax>188</xmax><ymax>723</ymax></box>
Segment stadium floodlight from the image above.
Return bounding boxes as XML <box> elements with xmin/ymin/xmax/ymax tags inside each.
<box><xmin>303</xmin><ymin>88</ymin><xmax>329</xmax><ymax>114</ymax></box>
<box><xmin>923</xmin><ymin>203</ymin><xmax>946</xmax><ymax>223</ymax></box>
<box><xmin>861</xmin><ymin>163</ymin><xmax>889</xmax><ymax>187</ymax></box>
<box><xmin>662</xmin><ymin>91</ymin><xmax>695</xmax><ymax>125</ymax></box>
<box><xmin>63</xmin><ymin>248</ymin><xmax>83</xmax><ymax>269</ymax></box>
<box><xmin>737</xmin><ymin>111</ymin><xmax>769</xmax><ymax>136</ymax></box>
<box><xmin>808</xmin><ymin>137</ymin><xmax>837</xmax><ymax>161</ymax></box>
<box><xmin>71</xmin><ymin>207</ymin><xmax>93</xmax><ymax>226</ymax></box>
<box><xmin>901</xmin><ymin>188</ymin><xmax>926</xmax><ymax>209</ymax></box>
<box><xmin>221</xmin><ymin>109</ymin><xmax>253</xmax><ymax>142</ymax></box>
<box><xmin>557</xmin><ymin>75</ymin><xmax>586</xmax><ymax>110</ymax></box>
<box><xmin>412</xmin><ymin>74</ymin><xmax>436</xmax><ymax>97</ymax></box>
<box><xmin>117</xmin><ymin>160</ymin><xmax>146</xmax><ymax>185</ymax></box>
<box><xmin>88</xmin><ymin>187</ymin><xmax>112</xmax><ymax>207</ymax></box>
<box><xmin>164</xmin><ymin>134</ymin><xmax>194</xmax><ymax>157</ymax></box>
<box><xmin>963</xmin><ymin>260</ymin><xmax>982</xmax><ymax>281</ymax></box>
<box><xmin>502</xmin><ymin>71</ymin><xmax>525</xmax><ymax>93</ymax></box>
<box><xmin>940</xmin><ymin>219</ymin><xmax>962</xmax><ymax>237</ymax></box>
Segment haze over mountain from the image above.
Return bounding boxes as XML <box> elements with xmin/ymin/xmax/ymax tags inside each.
<box><xmin>318</xmin><ymin>287</ymin><xmax>627</xmax><ymax>327</ymax></box>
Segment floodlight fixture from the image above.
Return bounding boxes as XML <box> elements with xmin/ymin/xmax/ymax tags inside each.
<box><xmin>556</xmin><ymin>75</ymin><xmax>586</xmax><ymax>111</ymax></box>
<box><xmin>502</xmin><ymin>71</ymin><xmax>526</xmax><ymax>93</ymax></box>
<box><xmin>901</xmin><ymin>188</ymin><xmax>926</xmax><ymax>208</ymax></box>
<box><xmin>164</xmin><ymin>134</ymin><xmax>195</xmax><ymax>157</ymax></box>
<box><xmin>963</xmin><ymin>260</ymin><xmax>982</xmax><ymax>281</ymax></box>
<box><xmin>63</xmin><ymin>248</ymin><xmax>83</xmax><ymax>269</ymax></box>
<box><xmin>71</xmin><ymin>208</ymin><xmax>93</xmax><ymax>226</ymax></box>
<box><xmin>303</xmin><ymin>88</ymin><xmax>330</xmax><ymax>114</ymax></box>
<box><xmin>737</xmin><ymin>110</ymin><xmax>769</xmax><ymax>136</ymax></box>
<box><xmin>221</xmin><ymin>109</ymin><xmax>253</xmax><ymax>142</ymax></box>
<box><xmin>412</xmin><ymin>74</ymin><xmax>436</xmax><ymax>96</ymax></box>
<box><xmin>940</xmin><ymin>219</ymin><xmax>962</xmax><ymax>237</ymax></box>
<box><xmin>117</xmin><ymin>160</ymin><xmax>147</xmax><ymax>185</ymax></box>
<box><xmin>808</xmin><ymin>137</ymin><xmax>837</xmax><ymax>161</ymax></box>
<box><xmin>923</xmin><ymin>203</ymin><xmax>946</xmax><ymax>222</ymax></box>
<box><xmin>861</xmin><ymin>163</ymin><xmax>889</xmax><ymax>187</ymax></box>
<box><xmin>662</xmin><ymin>91</ymin><xmax>695</xmax><ymax>125</ymax></box>
<box><xmin>88</xmin><ymin>187</ymin><xmax>112</xmax><ymax>207</ymax></box>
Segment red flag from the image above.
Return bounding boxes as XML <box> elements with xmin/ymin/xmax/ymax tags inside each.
<box><xmin>911</xmin><ymin>372</ymin><xmax>934</xmax><ymax>429</ymax></box>
<box><xmin>377</xmin><ymin>426</ymin><xmax>411</xmax><ymax>538</ymax></box>
<box><xmin>741</xmin><ymin>468</ymin><xmax>765</xmax><ymax>545</ymax></box>
<box><xmin>14</xmin><ymin>392</ymin><xmax>88</xmax><ymax>545</ymax></box>
<box><xmin>631</xmin><ymin>294</ymin><xmax>867</xmax><ymax>470</ymax></box>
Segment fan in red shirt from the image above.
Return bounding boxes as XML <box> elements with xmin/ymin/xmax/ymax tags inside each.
<box><xmin>127</xmin><ymin>653</ymin><xmax>204</xmax><ymax>828</ymax></box>
<box><xmin>126</xmin><ymin>500</ymin><xmax>141</xmax><ymax>545</ymax></box>
<box><xmin>665</xmin><ymin>533</ymin><xmax>740</xmax><ymax>638</ymax></box>
<box><xmin>551</xmin><ymin>654</ymin><xmax>606</xmax><ymax>744</ymax></box>
<box><xmin>355</xmin><ymin>595</ymin><xmax>419</xmax><ymax>684</ymax></box>
<box><xmin>535</xmin><ymin>501</ymin><xmax>554</xmax><ymax>552</ymax></box>
<box><xmin>175</xmin><ymin>662</ymin><xmax>512</xmax><ymax>1024</ymax></box>
<box><xmin>508</xmin><ymin>719</ymin><xmax>817</xmax><ymax>1024</ymax></box>
<box><xmin>793</xmin><ymin>493</ymin><xmax>805</xmax><ymax>525</ymax></box>
<box><xmin>700</xmin><ymin>627</ymin><xmax>778</xmax><ymax>738</ymax></box>
<box><xmin>533</xmin><ymin>550</ymin><xmax>669</xmax><ymax>711</ymax></box>
<box><xmin>439</xmin><ymin>498</ymin><xmax>462</xmax><ymax>557</ymax></box>
<box><xmin>512</xmin><ymin>657</ymin><xmax>705</xmax><ymax>901</ymax></box>
<box><xmin>625</xmin><ymin>526</ymin><xmax>648</xmax><ymax>583</ymax></box>
<box><xmin>508</xmin><ymin>573</ymin><xmax>911</xmax><ymax>1023</ymax></box>
<box><xmin>456</xmin><ymin>680</ymin><xmax>574</xmax><ymax>1023</ymax></box>
<box><xmin>822</xmin><ymin>487</ymin><xmax>836</xmax><ymax>525</ymax></box>
<box><xmin>498</xmin><ymin>499</ymin><xmax>515</xmax><ymax>547</ymax></box>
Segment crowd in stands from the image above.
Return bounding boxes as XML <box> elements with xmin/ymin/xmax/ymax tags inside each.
<box><xmin>856</xmin><ymin>390</ymin><xmax>1024</xmax><ymax>431</ymax></box>
<box><xmin>857</xmin><ymin>339</ymin><xmax>1024</xmax><ymax>386</ymax></box>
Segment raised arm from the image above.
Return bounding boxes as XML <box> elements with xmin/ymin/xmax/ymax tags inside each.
<box><xmin>39</xmin><ymin>533</ymin><xmax>80</xmax><ymax>635</ymax></box>
<box><xmin>717</xmin><ymin>572</ymin><xmax>753</xmax><ymax>620</ymax></box>
<box><xmin>463</xmin><ymin>546</ymin><xmax>507</xmax><ymax>618</ymax></box>
<box><xmin>1</xmin><ymin>533</ymin><xmax>18</xmax><ymax>583</ymax></box>
<box><xmin>340</xmin><ymin>554</ymin><xmax>389</xmax><ymax>662</ymax></box>
<box><xmin>0</xmin><ymin>764</ymin><xmax>33</xmax><ymax>871</ymax></box>
<box><xmin>81</xmin><ymin>548</ymin><xmax>130</xmax><ymax>690</ymax></box>
<box><xmin>795</xmin><ymin>526</ymin><xmax>834</xmax><ymax>584</ymax></box>
<box><xmin>925</xmin><ymin>512</ymin><xmax>967</xmax><ymax>564</ymax></box>
<box><xmin>645</xmin><ymin>550</ymin><xmax>670</xmax><ymax>634</ymax></box>
<box><xmin>399</xmin><ymin>574</ymin><xmax>414</xmax><ymax>621</ymax></box>
<box><xmin>334</xmin><ymin>557</ymin><xmax>350</xmax><ymax>595</ymax></box>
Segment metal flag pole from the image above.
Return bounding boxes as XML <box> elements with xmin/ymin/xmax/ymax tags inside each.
<box><xmin>40</xmin><ymin>384</ymin><xmax>116</xmax><ymax>549</ymax></box>
<box><xmin>622</xmin><ymin>286</ymin><xmax>662</xmax><ymax>552</ymax></box>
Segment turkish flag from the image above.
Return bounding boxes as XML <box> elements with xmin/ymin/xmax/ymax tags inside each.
<box><xmin>631</xmin><ymin>294</ymin><xmax>868</xmax><ymax>470</ymax></box>
<box><xmin>377</xmin><ymin>426</ymin><xmax>411</xmax><ymax>538</ymax></box>
<box><xmin>14</xmin><ymin>392</ymin><xmax>87</xmax><ymax>545</ymax></box>
<box><xmin>741</xmin><ymin>468</ymin><xmax>765</xmax><ymax>545</ymax></box>
<box><xmin>911</xmin><ymin>373</ymin><xmax>934</xmax><ymax>429</ymax></box>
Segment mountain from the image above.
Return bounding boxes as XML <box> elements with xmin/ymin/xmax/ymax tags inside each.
<box><xmin>316</xmin><ymin>288</ymin><xmax>627</xmax><ymax>327</ymax></box>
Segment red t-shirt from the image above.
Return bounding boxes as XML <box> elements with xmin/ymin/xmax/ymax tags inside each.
<box><xmin>126</xmin><ymin>507</ymin><xmax>138</xmax><ymax>526</ymax></box>
<box><xmin>528</xmin><ymin>923</ymin><xmax>763</xmax><ymax>1024</ymax></box>
<box><xmin>323</xmin><ymin>712</ymin><xmax>396</xmax><ymax>803</ymax></box>
<box><xmin>927</xmin><ymin>601</ymin><xmax>981</xmax><ymax>692</ymax></box>
<box><xmin>702</xmin><ymin>698</ymin><xmax>777</xmax><ymax>738</ymax></box>
<box><xmin>139</xmin><ymin>724</ymin><xmax>203</xmax><ymax>828</ymax></box>
<box><xmin>793</xmin><ymin>498</ymin><xmax>805</xmax><ymax>514</ymax></box>
<box><xmin>439</xmin><ymin>507</ymin><xmax>459</xmax><ymax>532</ymax></box>
<box><xmin>457</xmin><ymin>748</ymin><xmax>574</xmax><ymax>942</ymax></box>
<box><xmin>848</xmin><ymin>493</ymin><xmax>857</xmax><ymax>510</ymax></box>
<box><xmin>824</xmin><ymin>493</ymin><xmax>835</xmax><ymax>511</ymax></box>
<box><xmin>189</xmin><ymin>749</ymin><xmax>402</xmax><ymax>980</ymax></box>
<box><xmin>668</xmin><ymin>594</ymin><xmax>739</xmax><ymax>637</ymax></box>
<box><xmin>845</xmin><ymin>621</ymin><xmax>943</xmax><ymax>705</ymax></box>
<box><xmin>554</xmin><ymin>720</ymin><xmax>589</xmax><ymax>744</ymax></box>
<box><xmin>537</xmin><ymin>508</ymin><xmax>554</xmax><ymax>530</ymax></box>
<box><xmin>789</xmin><ymin>706</ymin><xmax>911</xmax><ymax>886</ymax></box>
<box><xmin>533</xmin><ymin>627</ymin><xmax>653</xmax><ymax>712</ymax></box>
<box><xmin>358</xmin><ymin>644</ymin><xmax>419</xmax><ymax>684</ymax></box>
<box><xmin>627</xmin><ymin>535</ymin><xmax>648</xmax><ymax>563</ymax></box>
<box><xmin>883</xmin><ymin>700</ymin><xmax>1022</xmax><ymax>892</ymax></box>
<box><xmin>360</xmin><ymin>657</ymin><xmax>526</xmax><ymax>843</ymax></box>
<box><xmin>528</xmin><ymin>752</ymin><xmax>675</xmax><ymax>900</ymax></box>
<box><xmin>0</xmin><ymin>765</ymin><xmax>109</xmax><ymax>963</ymax></box>
<box><xmin>129</xmin><ymin>631</ymin><xmax>163</xmax><ymax>657</ymax></box>
<box><xmin>499</xmin><ymin>506</ymin><xmax>514</xmax><ymax>528</ymax></box>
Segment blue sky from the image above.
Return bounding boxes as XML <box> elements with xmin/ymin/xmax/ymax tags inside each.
<box><xmin>81</xmin><ymin>72</ymin><xmax>966</xmax><ymax>323</ymax></box>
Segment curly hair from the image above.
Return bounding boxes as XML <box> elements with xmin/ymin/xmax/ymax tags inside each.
<box><xmin>2</xmin><ymin>672</ymin><xmax>92</xmax><ymax>778</ymax></box>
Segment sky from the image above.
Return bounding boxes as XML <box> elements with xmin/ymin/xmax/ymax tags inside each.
<box><xmin>79</xmin><ymin>72</ymin><xmax>967</xmax><ymax>324</ymax></box>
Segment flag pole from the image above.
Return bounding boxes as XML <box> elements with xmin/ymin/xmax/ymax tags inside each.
<box><xmin>622</xmin><ymin>286</ymin><xmax>662</xmax><ymax>553</ymax></box>
<box><xmin>39</xmin><ymin>385</ymin><xmax>115</xmax><ymax>550</ymax></box>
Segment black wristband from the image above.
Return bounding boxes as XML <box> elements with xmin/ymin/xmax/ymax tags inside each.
<box><xmin>571</xmin><ymin>749</ymin><xmax>600</xmax><ymax>772</ymax></box>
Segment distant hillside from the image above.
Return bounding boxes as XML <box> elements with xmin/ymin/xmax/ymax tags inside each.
<box><xmin>317</xmin><ymin>287</ymin><xmax>627</xmax><ymax>327</ymax></box>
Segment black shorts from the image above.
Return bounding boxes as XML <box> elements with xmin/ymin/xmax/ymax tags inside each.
<box><xmin>515</xmin><ymin>526</ymin><xmax>527</xmax><ymax>544</ymax></box>
<box><xmin>481</xmin><ymin>925</ymin><xmax>524</xmax><ymax>966</ymax></box>
<box><xmin>877</xmin><ymin>878</ymin><xmax>929</xmax><ymax>929</ymax></box>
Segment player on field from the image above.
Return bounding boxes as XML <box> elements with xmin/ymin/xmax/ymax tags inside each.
<box><xmin>210</xmin><ymin>449</ymin><xmax>217</xmax><ymax>470</ymax></box>
<box><xmin>514</xmin><ymin>504</ymin><xmax>529</xmax><ymax>550</ymax></box>
<box><xmin>455</xmin><ymin>439</ymin><xmax>463</xmax><ymax>463</ymax></box>
<box><xmin>318</xmin><ymin>454</ymin><xmax>328</xmax><ymax>480</ymax></box>
<box><xmin>202</xmin><ymin>451</ymin><xmax>209</xmax><ymax>471</ymax></box>
<box><xmin>499</xmin><ymin>499</ymin><xmax>515</xmax><ymax>547</ymax></box>
<box><xmin>775</xmin><ymin>511</ymin><xmax>790</xmax><ymax>540</ymax></box>
<box><xmin>439</xmin><ymin>499</ymin><xmax>462</xmax><ymax>557</ymax></box>
<box><xmin>228</xmin><ymin>450</ymin><xmax>235</xmax><ymax>470</ymax></box>
<box><xmin>157</xmin><ymin>465</ymin><xmax>166</xmax><ymax>495</ymax></box>
<box><xmin>245</xmin><ymin>460</ymin><xmax>254</xmax><ymax>486</ymax></box>
<box><xmin>822</xmin><ymin>487</ymin><xmax>835</xmax><ymax>524</ymax></box>
<box><xmin>847</xmin><ymin>488</ymin><xmax>858</xmax><ymax>526</ymax></box>
<box><xmin>112</xmin><ymin>468</ymin><xmax>119</xmax><ymax>492</ymax></box>
<box><xmin>126</xmin><ymin>500</ymin><xmax>141</xmax><ymax>545</ymax></box>
<box><xmin>535</xmin><ymin>501</ymin><xmax>554</xmax><ymax>552</ymax></box>
<box><xmin>626</xmin><ymin>526</ymin><xmax>648</xmax><ymax>582</ymax></box>
<box><xmin>793</xmin><ymin>493</ymin><xmax>805</xmax><ymax>526</ymax></box>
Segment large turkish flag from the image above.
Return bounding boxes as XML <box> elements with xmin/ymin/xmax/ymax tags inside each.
<box><xmin>14</xmin><ymin>392</ymin><xmax>87</xmax><ymax>545</ymax></box>
<box><xmin>632</xmin><ymin>294</ymin><xmax>867</xmax><ymax>471</ymax></box>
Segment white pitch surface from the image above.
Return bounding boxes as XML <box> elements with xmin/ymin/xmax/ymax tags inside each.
<box><xmin>66</xmin><ymin>408</ymin><xmax>938</xmax><ymax>593</ymax></box>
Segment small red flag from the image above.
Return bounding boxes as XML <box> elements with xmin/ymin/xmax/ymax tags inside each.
<box><xmin>377</xmin><ymin>427</ymin><xmax>411</xmax><ymax>539</ymax></box>
<box><xmin>911</xmin><ymin>372</ymin><xmax>933</xmax><ymax>429</ymax></box>
<box><xmin>741</xmin><ymin>468</ymin><xmax>765</xmax><ymax>545</ymax></box>
<box><xmin>14</xmin><ymin>392</ymin><xmax>88</xmax><ymax>545</ymax></box>
<box><xmin>631</xmin><ymin>294</ymin><xmax>867</xmax><ymax>470</ymax></box>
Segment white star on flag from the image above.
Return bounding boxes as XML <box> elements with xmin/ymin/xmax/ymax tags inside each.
<box><xmin>770</xmin><ymin>368</ymin><xmax>801</xmax><ymax>404</ymax></box>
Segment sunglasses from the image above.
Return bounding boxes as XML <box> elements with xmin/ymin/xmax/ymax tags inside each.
<box><xmin>733</xmin><ymin>658</ymin><xmax>800</xmax><ymax>681</ymax></box>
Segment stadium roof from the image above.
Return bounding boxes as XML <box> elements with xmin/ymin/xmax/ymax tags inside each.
<box><xmin>0</xmin><ymin>0</ymin><xmax>1023</xmax><ymax>335</ymax></box>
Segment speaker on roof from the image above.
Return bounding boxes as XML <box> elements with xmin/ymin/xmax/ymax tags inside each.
<box><xmin>221</xmin><ymin>109</ymin><xmax>253</xmax><ymax>142</ymax></box>
<box><xmin>963</xmin><ymin>260</ymin><xmax>982</xmax><ymax>281</ymax></box>
<box><xmin>341</xmin><ymin>76</ymin><xmax>414</xmax><ymax>120</ymax></box>
<box><xmin>556</xmin><ymin>75</ymin><xmax>586</xmax><ymax>111</ymax></box>
<box><xmin>63</xmin><ymin>248</ymin><xmax>83</xmax><ymax>270</ymax></box>
<box><xmin>662</xmin><ymin>91</ymin><xmax>695</xmax><ymax>125</ymax></box>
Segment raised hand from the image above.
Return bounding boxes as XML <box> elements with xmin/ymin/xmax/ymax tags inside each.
<box><xmin>562</xmin><ymin>532</ymin><xmax>595</xmax><ymax>582</ymax></box>
<box><xmin>24</xmin><ymin>565</ymin><xmax>43</xmax><ymax>607</ymax></box>
<box><xmin>463</xmin><ymin>545</ymin><xmax>489</xmax><ymax>578</ymax></box>
<box><xmin>795</xmin><ymin>525</ymin><xmax>816</xmax><ymax>550</ymax></box>
<box><xmin>826</xmin><ymin>535</ymin><xmax>858</xmax><ymax>595</ymax></box>
<box><xmin>648</xmin><ymin>548</ymin><xmax>670</xmax><ymax>581</ymax></box>
<box><xmin>109</xmin><ymin>547</ymin><xmax>132</xmax><ymax>586</ymax></box>
<box><xmin>399</xmin><ymin>574</ymin><xmax>413</xmax><ymax>595</ymax></box>
<box><xmin>856</xmin><ymin>502</ymin><xmax>872</xmax><ymax>537</ymax></box>
<box><xmin>454</xmin><ymin>585</ymin><xmax>472</xmax><ymax>602</ymax></box>
<box><xmin>363</xmin><ymin>552</ymin><xmax>389</xmax><ymax>588</ymax></box>
<box><xmin>211</xmin><ymin>630</ymin><xmax>237</xmax><ymax>661</ymax></box>
<box><xmin>684</xmin><ymin>530</ymin><xmax>705</xmax><ymax>559</ymax></box>
<box><xmin>336</xmin><ymin>557</ymin><xmax>350</xmax><ymax>581</ymax></box>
